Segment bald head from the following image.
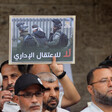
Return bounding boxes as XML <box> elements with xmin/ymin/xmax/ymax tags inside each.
<box><xmin>36</xmin><ymin>72</ymin><xmax>57</xmax><ymax>83</ymax></box>
<box><xmin>28</xmin><ymin>64</ymin><xmax>50</xmax><ymax>75</ymax></box>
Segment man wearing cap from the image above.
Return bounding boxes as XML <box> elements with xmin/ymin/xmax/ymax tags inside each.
<box><xmin>14</xmin><ymin>73</ymin><xmax>45</xmax><ymax>112</ymax></box>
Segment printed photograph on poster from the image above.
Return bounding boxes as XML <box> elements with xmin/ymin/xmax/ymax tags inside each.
<box><xmin>9</xmin><ymin>15</ymin><xmax>75</xmax><ymax>64</ymax></box>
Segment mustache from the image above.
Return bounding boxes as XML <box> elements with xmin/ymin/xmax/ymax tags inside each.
<box><xmin>48</xmin><ymin>97</ymin><xmax>58</xmax><ymax>103</ymax></box>
<box><xmin>107</xmin><ymin>88</ymin><xmax>112</xmax><ymax>92</ymax></box>
<box><xmin>30</xmin><ymin>103</ymin><xmax>41</xmax><ymax>108</ymax></box>
<box><xmin>6</xmin><ymin>84</ymin><xmax>14</xmax><ymax>90</ymax></box>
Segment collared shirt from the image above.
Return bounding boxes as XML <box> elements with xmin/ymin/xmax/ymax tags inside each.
<box><xmin>80</xmin><ymin>102</ymin><xmax>104</xmax><ymax>112</ymax></box>
<box><xmin>43</xmin><ymin>107</ymin><xmax>69</xmax><ymax>112</ymax></box>
<box><xmin>19</xmin><ymin>107</ymin><xmax>69</xmax><ymax>112</ymax></box>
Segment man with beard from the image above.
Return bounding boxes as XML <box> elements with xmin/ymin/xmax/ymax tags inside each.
<box><xmin>81</xmin><ymin>65</ymin><xmax>112</xmax><ymax>112</ymax></box>
<box><xmin>28</xmin><ymin>57</ymin><xmax>80</xmax><ymax>112</ymax></box>
<box><xmin>0</xmin><ymin>60</ymin><xmax>26</xmax><ymax>112</ymax></box>
<box><xmin>36</xmin><ymin>72</ymin><xmax>69</xmax><ymax>112</ymax></box>
<box><xmin>14</xmin><ymin>73</ymin><xmax>45</xmax><ymax>112</ymax></box>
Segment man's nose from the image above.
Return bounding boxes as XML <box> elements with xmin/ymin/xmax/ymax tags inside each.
<box><xmin>31</xmin><ymin>95</ymin><xmax>38</xmax><ymax>103</ymax></box>
<box><xmin>50</xmin><ymin>89</ymin><xmax>56</xmax><ymax>97</ymax></box>
<box><xmin>107</xmin><ymin>79</ymin><xmax>112</xmax><ymax>87</ymax></box>
<box><xmin>8</xmin><ymin>77</ymin><xmax>13</xmax><ymax>85</ymax></box>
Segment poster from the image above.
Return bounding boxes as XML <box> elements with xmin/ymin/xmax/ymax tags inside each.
<box><xmin>9</xmin><ymin>15</ymin><xmax>75</xmax><ymax>64</ymax></box>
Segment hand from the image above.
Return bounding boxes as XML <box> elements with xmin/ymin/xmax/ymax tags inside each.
<box><xmin>50</xmin><ymin>56</ymin><xmax>63</xmax><ymax>76</ymax></box>
<box><xmin>0</xmin><ymin>90</ymin><xmax>13</xmax><ymax>109</ymax></box>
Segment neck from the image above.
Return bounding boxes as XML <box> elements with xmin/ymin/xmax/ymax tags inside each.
<box><xmin>93</xmin><ymin>100</ymin><xmax>112</xmax><ymax>112</ymax></box>
<box><xmin>43</xmin><ymin>109</ymin><xmax>56</xmax><ymax>112</ymax></box>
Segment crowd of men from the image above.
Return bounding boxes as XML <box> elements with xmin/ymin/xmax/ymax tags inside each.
<box><xmin>0</xmin><ymin>56</ymin><xmax>80</xmax><ymax>112</ymax></box>
<box><xmin>0</xmin><ymin>54</ymin><xmax>112</xmax><ymax>112</ymax></box>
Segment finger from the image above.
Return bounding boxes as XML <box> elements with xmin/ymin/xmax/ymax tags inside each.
<box><xmin>53</xmin><ymin>56</ymin><xmax>56</xmax><ymax>62</ymax></box>
<box><xmin>2</xmin><ymin>95</ymin><xmax>13</xmax><ymax>99</ymax></box>
<box><xmin>52</xmin><ymin>56</ymin><xmax>56</xmax><ymax>65</ymax></box>
<box><xmin>1</xmin><ymin>91</ymin><xmax>12</xmax><ymax>96</ymax></box>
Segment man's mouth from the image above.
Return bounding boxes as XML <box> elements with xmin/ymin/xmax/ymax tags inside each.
<box><xmin>49</xmin><ymin>100</ymin><xmax>57</xmax><ymax>105</ymax></box>
<box><xmin>30</xmin><ymin>105</ymin><xmax>40</xmax><ymax>110</ymax></box>
<box><xmin>108</xmin><ymin>90</ymin><xmax>112</xmax><ymax>93</ymax></box>
<box><xmin>8</xmin><ymin>87</ymin><xmax>14</xmax><ymax>92</ymax></box>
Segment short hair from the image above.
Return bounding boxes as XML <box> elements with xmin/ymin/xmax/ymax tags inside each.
<box><xmin>98</xmin><ymin>55</ymin><xmax>112</xmax><ymax>67</ymax></box>
<box><xmin>98</xmin><ymin>60</ymin><xmax>112</xmax><ymax>67</ymax></box>
<box><xmin>87</xmin><ymin>65</ymin><xmax>110</xmax><ymax>85</ymax></box>
<box><xmin>36</xmin><ymin>72</ymin><xmax>57</xmax><ymax>83</ymax></box>
<box><xmin>0</xmin><ymin>60</ymin><xmax>27</xmax><ymax>74</ymax></box>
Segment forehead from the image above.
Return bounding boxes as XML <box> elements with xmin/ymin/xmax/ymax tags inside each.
<box><xmin>30</xmin><ymin>64</ymin><xmax>50</xmax><ymax>74</ymax></box>
<box><xmin>93</xmin><ymin>68</ymin><xmax>112</xmax><ymax>80</ymax></box>
<box><xmin>42</xmin><ymin>80</ymin><xmax>59</xmax><ymax>88</ymax></box>
<box><xmin>1</xmin><ymin>64</ymin><xmax>21</xmax><ymax>75</ymax></box>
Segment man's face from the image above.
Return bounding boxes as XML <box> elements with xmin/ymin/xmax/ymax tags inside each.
<box><xmin>42</xmin><ymin>80</ymin><xmax>59</xmax><ymax>111</ymax></box>
<box><xmin>90</xmin><ymin>68</ymin><xmax>112</xmax><ymax>105</ymax></box>
<box><xmin>1</xmin><ymin>64</ymin><xmax>22</xmax><ymax>94</ymax></box>
<box><xmin>18</xmin><ymin>84</ymin><xmax>43</xmax><ymax>112</ymax></box>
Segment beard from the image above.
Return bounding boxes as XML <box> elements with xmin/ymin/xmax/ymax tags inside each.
<box><xmin>93</xmin><ymin>88</ymin><xmax>112</xmax><ymax>106</ymax></box>
<box><xmin>43</xmin><ymin>96</ymin><xmax>59</xmax><ymax>111</ymax></box>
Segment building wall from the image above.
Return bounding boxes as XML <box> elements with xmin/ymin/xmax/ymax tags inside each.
<box><xmin>0</xmin><ymin>0</ymin><xmax>112</xmax><ymax>112</ymax></box>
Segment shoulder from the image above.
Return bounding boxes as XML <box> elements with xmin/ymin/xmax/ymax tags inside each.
<box><xmin>80</xmin><ymin>102</ymin><xmax>103</xmax><ymax>112</ymax></box>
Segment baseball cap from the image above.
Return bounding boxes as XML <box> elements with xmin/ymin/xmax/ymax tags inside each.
<box><xmin>14</xmin><ymin>73</ymin><xmax>45</xmax><ymax>95</ymax></box>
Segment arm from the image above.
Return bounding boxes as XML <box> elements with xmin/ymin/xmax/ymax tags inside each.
<box><xmin>50</xmin><ymin>56</ymin><xmax>81</xmax><ymax>108</ymax></box>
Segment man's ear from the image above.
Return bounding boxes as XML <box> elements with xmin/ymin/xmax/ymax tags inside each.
<box><xmin>87</xmin><ymin>85</ymin><xmax>94</xmax><ymax>96</ymax></box>
<box><xmin>13</xmin><ymin>95</ymin><xmax>19</xmax><ymax>104</ymax></box>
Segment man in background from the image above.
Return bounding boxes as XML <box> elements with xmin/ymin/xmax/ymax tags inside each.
<box><xmin>36</xmin><ymin>72</ymin><xmax>69</xmax><ymax>112</ymax></box>
<box><xmin>0</xmin><ymin>60</ymin><xmax>26</xmax><ymax>111</ymax></box>
<box><xmin>81</xmin><ymin>65</ymin><xmax>112</xmax><ymax>112</ymax></box>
